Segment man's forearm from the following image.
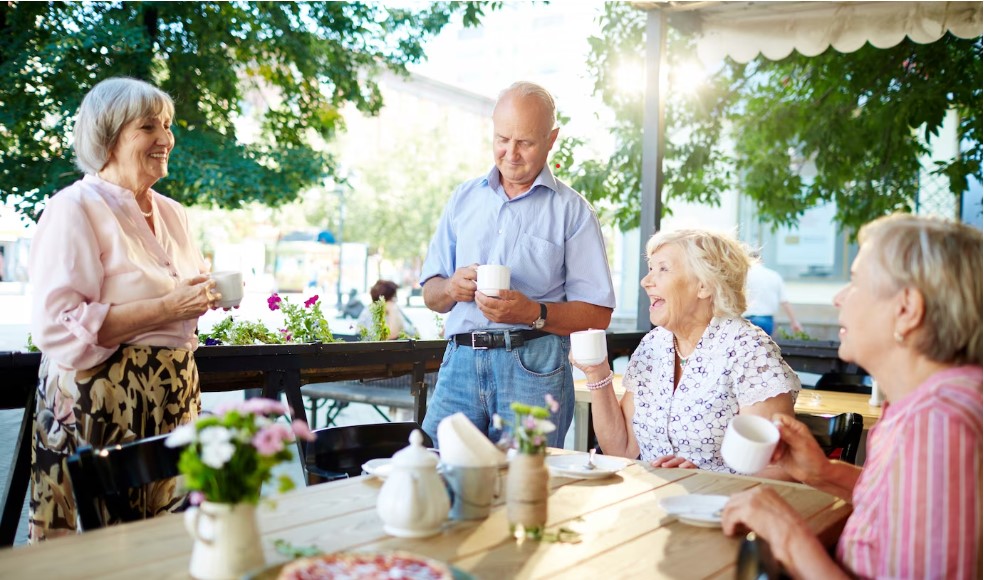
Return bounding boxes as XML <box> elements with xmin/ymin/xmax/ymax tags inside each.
<box><xmin>422</xmin><ymin>276</ymin><xmax>456</xmax><ymax>313</ymax></box>
<box><xmin>541</xmin><ymin>301</ymin><xmax>612</xmax><ymax>336</ymax></box>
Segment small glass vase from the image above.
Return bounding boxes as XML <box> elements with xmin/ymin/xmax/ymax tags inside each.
<box><xmin>184</xmin><ymin>501</ymin><xmax>265</xmax><ymax>579</ymax></box>
<box><xmin>506</xmin><ymin>452</ymin><xmax>549</xmax><ymax>539</ymax></box>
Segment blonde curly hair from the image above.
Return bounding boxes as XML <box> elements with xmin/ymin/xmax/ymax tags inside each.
<box><xmin>646</xmin><ymin>229</ymin><xmax>753</xmax><ymax>319</ymax></box>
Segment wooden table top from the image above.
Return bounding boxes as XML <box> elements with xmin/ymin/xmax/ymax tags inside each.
<box><xmin>0</xmin><ymin>452</ymin><xmax>852</xmax><ymax>579</ymax></box>
<box><xmin>575</xmin><ymin>375</ymin><xmax>883</xmax><ymax>430</ymax></box>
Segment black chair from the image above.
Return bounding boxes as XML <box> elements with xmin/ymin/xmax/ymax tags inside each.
<box><xmin>811</xmin><ymin>372</ymin><xmax>870</xmax><ymax>394</ymax></box>
<box><xmin>304</xmin><ymin>422</ymin><xmax>432</xmax><ymax>485</ymax></box>
<box><xmin>66</xmin><ymin>434</ymin><xmax>186</xmax><ymax>531</ymax></box>
<box><xmin>796</xmin><ymin>412</ymin><xmax>864</xmax><ymax>465</ymax></box>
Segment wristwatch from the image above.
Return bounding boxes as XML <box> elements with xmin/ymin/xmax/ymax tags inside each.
<box><xmin>531</xmin><ymin>303</ymin><xmax>547</xmax><ymax>330</ymax></box>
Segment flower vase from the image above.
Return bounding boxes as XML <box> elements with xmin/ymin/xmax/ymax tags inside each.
<box><xmin>184</xmin><ymin>501</ymin><xmax>265</xmax><ymax>579</ymax></box>
<box><xmin>506</xmin><ymin>452</ymin><xmax>549</xmax><ymax>539</ymax></box>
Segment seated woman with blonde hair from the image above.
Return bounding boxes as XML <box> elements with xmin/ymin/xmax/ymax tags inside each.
<box><xmin>722</xmin><ymin>214</ymin><xmax>982</xmax><ymax>578</ymax></box>
<box><xmin>573</xmin><ymin>228</ymin><xmax>800</xmax><ymax>478</ymax></box>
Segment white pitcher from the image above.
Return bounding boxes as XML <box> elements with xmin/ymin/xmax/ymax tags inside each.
<box><xmin>184</xmin><ymin>501</ymin><xmax>265</xmax><ymax>579</ymax></box>
<box><xmin>376</xmin><ymin>429</ymin><xmax>449</xmax><ymax>537</ymax></box>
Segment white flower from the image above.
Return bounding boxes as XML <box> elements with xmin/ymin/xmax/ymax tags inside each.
<box><xmin>492</xmin><ymin>413</ymin><xmax>503</xmax><ymax>430</ymax></box>
<box><xmin>535</xmin><ymin>419</ymin><xmax>556</xmax><ymax>434</ymax></box>
<box><xmin>165</xmin><ymin>423</ymin><xmax>197</xmax><ymax>447</ymax></box>
<box><xmin>199</xmin><ymin>426</ymin><xmax>236</xmax><ymax>468</ymax></box>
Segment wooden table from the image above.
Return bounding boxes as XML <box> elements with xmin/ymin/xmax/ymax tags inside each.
<box><xmin>0</xmin><ymin>453</ymin><xmax>852</xmax><ymax>579</ymax></box>
<box><xmin>573</xmin><ymin>376</ymin><xmax>883</xmax><ymax>452</ymax></box>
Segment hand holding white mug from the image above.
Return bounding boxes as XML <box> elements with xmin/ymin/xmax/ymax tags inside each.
<box><xmin>476</xmin><ymin>264</ymin><xmax>510</xmax><ymax>297</ymax></box>
<box><xmin>721</xmin><ymin>415</ymin><xmax>780</xmax><ymax>474</ymax></box>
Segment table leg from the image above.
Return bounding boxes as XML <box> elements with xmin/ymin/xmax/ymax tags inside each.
<box><xmin>410</xmin><ymin>362</ymin><xmax>428</xmax><ymax>427</ymax></box>
<box><xmin>0</xmin><ymin>388</ymin><xmax>35</xmax><ymax>546</ymax></box>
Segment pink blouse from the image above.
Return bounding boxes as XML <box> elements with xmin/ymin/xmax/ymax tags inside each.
<box><xmin>838</xmin><ymin>366</ymin><xmax>983</xmax><ymax>578</ymax></box>
<box><xmin>30</xmin><ymin>174</ymin><xmax>207</xmax><ymax>371</ymax></box>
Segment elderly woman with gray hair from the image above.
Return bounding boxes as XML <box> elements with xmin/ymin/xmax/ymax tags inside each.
<box><xmin>573</xmin><ymin>229</ymin><xmax>799</xmax><ymax>478</ymax></box>
<box><xmin>722</xmin><ymin>214</ymin><xmax>982</xmax><ymax>578</ymax></box>
<box><xmin>28</xmin><ymin>77</ymin><xmax>220</xmax><ymax>541</ymax></box>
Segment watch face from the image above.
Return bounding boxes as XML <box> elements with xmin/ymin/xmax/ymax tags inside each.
<box><xmin>533</xmin><ymin>318</ymin><xmax>545</xmax><ymax>330</ymax></box>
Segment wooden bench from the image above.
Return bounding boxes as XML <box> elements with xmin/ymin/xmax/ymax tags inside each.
<box><xmin>301</xmin><ymin>372</ymin><xmax>437</xmax><ymax>428</ymax></box>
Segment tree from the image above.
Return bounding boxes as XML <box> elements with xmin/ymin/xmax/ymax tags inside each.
<box><xmin>554</xmin><ymin>3</ymin><xmax>982</xmax><ymax>234</ymax></box>
<box><xmin>0</xmin><ymin>1</ymin><xmax>497</xmax><ymax>220</ymax></box>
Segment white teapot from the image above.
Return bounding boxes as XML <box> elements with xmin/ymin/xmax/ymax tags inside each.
<box><xmin>376</xmin><ymin>429</ymin><xmax>449</xmax><ymax>537</ymax></box>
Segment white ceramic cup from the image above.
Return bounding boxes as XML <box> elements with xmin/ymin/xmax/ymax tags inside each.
<box><xmin>570</xmin><ymin>329</ymin><xmax>607</xmax><ymax>366</ymax></box>
<box><xmin>720</xmin><ymin>415</ymin><xmax>780</xmax><ymax>474</ymax></box>
<box><xmin>476</xmin><ymin>265</ymin><xmax>510</xmax><ymax>297</ymax></box>
<box><xmin>210</xmin><ymin>271</ymin><xmax>244</xmax><ymax>309</ymax></box>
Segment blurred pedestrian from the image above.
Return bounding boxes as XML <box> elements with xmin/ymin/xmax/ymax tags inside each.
<box><xmin>356</xmin><ymin>279</ymin><xmax>417</xmax><ymax>339</ymax></box>
<box><xmin>744</xmin><ymin>251</ymin><xmax>803</xmax><ymax>336</ymax></box>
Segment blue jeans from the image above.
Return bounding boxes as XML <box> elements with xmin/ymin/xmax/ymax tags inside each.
<box><xmin>746</xmin><ymin>315</ymin><xmax>774</xmax><ymax>335</ymax></box>
<box><xmin>422</xmin><ymin>334</ymin><xmax>573</xmax><ymax>449</ymax></box>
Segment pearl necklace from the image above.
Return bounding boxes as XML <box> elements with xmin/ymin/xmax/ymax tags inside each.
<box><xmin>139</xmin><ymin>199</ymin><xmax>153</xmax><ymax>218</ymax></box>
<box><xmin>673</xmin><ymin>335</ymin><xmax>690</xmax><ymax>368</ymax></box>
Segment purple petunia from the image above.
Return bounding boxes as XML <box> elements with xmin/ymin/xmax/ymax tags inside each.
<box><xmin>304</xmin><ymin>295</ymin><xmax>319</xmax><ymax>308</ymax></box>
<box><xmin>204</xmin><ymin>337</ymin><xmax>221</xmax><ymax>346</ymax></box>
<box><xmin>267</xmin><ymin>293</ymin><xmax>282</xmax><ymax>311</ymax></box>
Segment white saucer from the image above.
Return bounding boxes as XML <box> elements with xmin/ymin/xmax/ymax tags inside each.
<box><xmin>658</xmin><ymin>494</ymin><xmax>729</xmax><ymax>527</ymax></box>
<box><xmin>546</xmin><ymin>454</ymin><xmax>633</xmax><ymax>479</ymax></box>
<box><xmin>361</xmin><ymin>458</ymin><xmax>394</xmax><ymax>479</ymax></box>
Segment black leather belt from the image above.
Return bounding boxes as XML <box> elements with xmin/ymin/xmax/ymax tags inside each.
<box><xmin>451</xmin><ymin>329</ymin><xmax>549</xmax><ymax>349</ymax></box>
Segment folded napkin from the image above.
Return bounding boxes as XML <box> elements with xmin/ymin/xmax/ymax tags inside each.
<box><xmin>437</xmin><ymin>413</ymin><xmax>504</xmax><ymax>467</ymax></box>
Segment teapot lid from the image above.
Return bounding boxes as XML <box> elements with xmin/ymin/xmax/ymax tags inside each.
<box><xmin>391</xmin><ymin>430</ymin><xmax>439</xmax><ymax>468</ymax></box>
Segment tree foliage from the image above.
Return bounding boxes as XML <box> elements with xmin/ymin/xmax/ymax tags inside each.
<box><xmin>0</xmin><ymin>1</ymin><xmax>497</xmax><ymax>220</ymax></box>
<box><xmin>555</xmin><ymin>3</ymin><xmax>982</xmax><ymax>234</ymax></box>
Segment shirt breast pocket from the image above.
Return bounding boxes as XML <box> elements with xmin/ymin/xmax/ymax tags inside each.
<box><xmin>511</xmin><ymin>233</ymin><xmax>563</xmax><ymax>296</ymax></box>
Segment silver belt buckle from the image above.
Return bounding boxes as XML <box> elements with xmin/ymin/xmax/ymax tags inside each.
<box><xmin>471</xmin><ymin>331</ymin><xmax>489</xmax><ymax>350</ymax></box>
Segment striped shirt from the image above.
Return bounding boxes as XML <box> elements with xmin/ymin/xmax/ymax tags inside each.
<box><xmin>837</xmin><ymin>366</ymin><xmax>983</xmax><ymax>579</ymax></box>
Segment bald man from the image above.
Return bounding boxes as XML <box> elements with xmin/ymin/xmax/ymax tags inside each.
<box><xmin>419</xmin><ymin>81</ymin><xmax>615</xmax><ymax>448</ymax></box>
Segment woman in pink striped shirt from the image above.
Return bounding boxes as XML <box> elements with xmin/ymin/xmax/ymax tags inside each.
<box><xmin>722</xmin><ymin>214</ymin><xmax>982</xmax><ymax>578</ymax></box>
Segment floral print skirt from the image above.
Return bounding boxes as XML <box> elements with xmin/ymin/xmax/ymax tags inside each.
<box><xmin>29</xmin><ymin>345</ymin><xmax>201</xmax><ymax>543</ymax></box>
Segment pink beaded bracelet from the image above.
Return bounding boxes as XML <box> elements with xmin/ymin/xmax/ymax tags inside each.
<box><xmin>585</xmin><ymin>371</ymin><xmax>614</xmax><ymax>391</ymax></box>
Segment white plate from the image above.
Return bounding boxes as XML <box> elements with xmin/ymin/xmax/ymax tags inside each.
<box><xmin>361</xmin><ymin>458</ymin><xmax>394</xmax><ymax>479</ymax></box>
<box><xmin>545</xmin><ymin>454</ymin><xmax>633</xmax><ymax>479</ymax></box>
<box><xmin>658</xmin><ymin>494</ymin><xmax>729</xmax><ymax>527</ymax></box>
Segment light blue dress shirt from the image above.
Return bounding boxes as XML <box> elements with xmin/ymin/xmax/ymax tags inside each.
<box><xmin>420</xmin><ymin>165</ymin><xmax>616</xmax><ymax>336</ymax></box>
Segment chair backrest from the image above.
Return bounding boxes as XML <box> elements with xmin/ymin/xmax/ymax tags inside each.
<box><xmin>304</xmin><ymin>422</ymin><xmax>432</xmax><ymax>484</ymax></box>
<box><xmin>812</xmin><ymin>372</ymin><xmax>870</xmax><ymax>394</ymax></box>
<box><xmin>796</xmin><ymin>412</ymin><xmax>864</xmax><ymax>465</ymax></box>
<box><xmin>67</xmin><ymin>434</ymin><xmax>185</xmax><ymax>531</ymax></box>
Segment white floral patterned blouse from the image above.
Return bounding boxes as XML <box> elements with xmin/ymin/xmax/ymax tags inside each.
<box><xmin>623</xmin><ymin>317</ymin><xmax>800</xmax><ymax>472</ymax></box>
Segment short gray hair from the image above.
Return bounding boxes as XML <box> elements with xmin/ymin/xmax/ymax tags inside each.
<box><xmin>497</xmin><ymin>81</ymin><xmax>556</xmax><ymax>130</ymax></box>
<box><xmin>646</xmin><ymin>228</ymin><xmax>753</xmax><ymax>318</ymax></box>
<box><xmin>73</xmin><ymin>77</ymin><xmax>175</xmax><ymax>174</ymax></box>
<box><xmin>859</xmin><ymin>213</ymin><xmax>983</xmax><ymax>366</ymax></box>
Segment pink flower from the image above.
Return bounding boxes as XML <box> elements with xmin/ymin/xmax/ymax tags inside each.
<box><xmin>280</xmin><ymin>329</ymin><xmax>292</xmax><ymax>342</ymax></box>
<box><xmin>291</xmin><ymin>418</ymin><xmax>315</xmax><ymax>441</ymax></box>
<box><xmin>240</xmin><ymin>397</ymin><xmax>287</xmax><ymax>417</ymax></box>
<box><xmin>252</xmin><ymin>424</ymin><xmax>290</xmax><ymax>456</ymax></box>
<box><xmin>189</xmin><ymin>491</ymin><xmax>204</xmax><ymax>506</ymax></box>
<box><xmin>304</xmin><ymin>295</ymin><xmax>319</xmax><ymax>308</ymax></box>
<box><xmin>544</xmin><ymin>393</ymin><xmax>559</xmax><ymax>413</ymax></box>
<box><xmin>267</xmin><ymin>294</ymin><xmax>282</xmax><ymax>311</ymax></box>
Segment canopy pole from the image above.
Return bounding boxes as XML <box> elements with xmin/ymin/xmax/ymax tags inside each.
<box><xmin>637</xmin><ymin>8</ymin><xmax>667</xmax><ymax>330</ymax></box>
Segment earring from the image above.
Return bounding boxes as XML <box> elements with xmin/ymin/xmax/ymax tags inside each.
<box><xmin>893</xmin><ymin>331</ymin><xmax>904</xmax><ymax>344</ymax></box>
